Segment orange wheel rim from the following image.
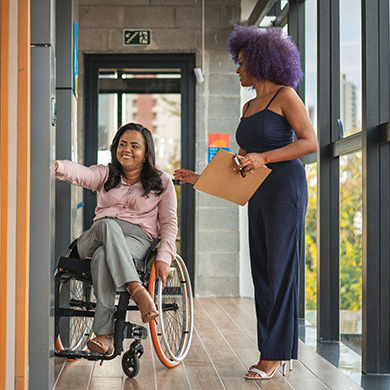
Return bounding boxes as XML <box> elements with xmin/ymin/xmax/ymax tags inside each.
<box><xmin>148</xmin><ymin>261</ymin><xmax>179</xmax><ymax>368</ymax></box>
<box><xmin>55</xmin><ymin>336</ymin><xmax>64</xmax><ymax>351</ymax></box>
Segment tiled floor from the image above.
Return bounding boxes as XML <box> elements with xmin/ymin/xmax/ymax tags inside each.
<box><xmin>54</xmin><ymin>297</ymin><xmax>363</xmax><ymax>390</ymax></box>
<box><xmin>299</xmin><ymin>317</ymin><xmax>390</xmax><ymax>390</ymax></box>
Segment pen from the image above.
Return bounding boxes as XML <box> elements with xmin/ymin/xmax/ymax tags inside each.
<box><xmin>233</xmin><ymin>154</ymin><xmax>246</xmax><ymax>178</ymax></box>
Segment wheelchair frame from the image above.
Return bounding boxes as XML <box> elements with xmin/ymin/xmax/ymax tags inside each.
<box><xmin>54</xmin><ymin>239</ymin><xmax>193</xmax><ymax>378</ymax></box>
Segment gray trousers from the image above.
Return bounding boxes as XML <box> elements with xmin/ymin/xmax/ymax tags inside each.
<box><xmin>77</xmin><ymin>218</ymin><xmax>152</xmax><ymax>335</ymax></box>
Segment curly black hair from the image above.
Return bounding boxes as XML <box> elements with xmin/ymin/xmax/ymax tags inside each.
<box><xmin>104</xmin><ymin>123</ymin><xmax>164</xmax><ymax>197</ymax></box>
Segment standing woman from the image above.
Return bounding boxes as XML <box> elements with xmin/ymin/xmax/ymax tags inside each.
<box><xmin>174</xmin><ymin>25</ymin><xmax>318</xmax><ymax>380</ymax></box>
<box><xmin>56</xmin><ymin>123</ymin><xmax>177</xmax><ymax>356</ymax></box>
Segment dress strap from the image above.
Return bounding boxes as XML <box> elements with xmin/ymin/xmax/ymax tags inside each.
<box><xmin>265</xmin><ymin>87</ymin><xmax>284</xmax><ymax>110</ymax></box>
<box><xmin>243</xmin><ymin>100</ymin><xmax>251</xmax><ymax>115</ymax></box>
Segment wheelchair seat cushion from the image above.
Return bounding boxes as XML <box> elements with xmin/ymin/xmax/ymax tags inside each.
<box><xmin>57</xmin><ymin>256</ymin><xmax>91</xmax><ymax>275</ymax></box>
<box><xmin>57</xmin><ymin>238</ymin><xmax>159</xmax><ymax>277</ymax></box>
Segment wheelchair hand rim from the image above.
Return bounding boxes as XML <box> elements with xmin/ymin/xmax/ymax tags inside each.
<box><xmin>157</xmin><ymin>255</ymin><xmax>194</xmax><ymax>362</ymax></box>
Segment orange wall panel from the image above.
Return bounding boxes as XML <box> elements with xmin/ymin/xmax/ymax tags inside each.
<box><xmin>15</xmin><ymin>0</ymin><xmax>30</xmax><ymax>389</ymax></box>
<box><xmin>0</xmin><ymin>0</ymin><xmax>9</xmax><ymax>388</ymax></box>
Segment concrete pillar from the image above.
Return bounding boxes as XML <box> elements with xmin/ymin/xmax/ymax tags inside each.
<box><xmin>30</xmin><ymin>0</ymin><xmax>56</xmax><ymax>388</ymax></box>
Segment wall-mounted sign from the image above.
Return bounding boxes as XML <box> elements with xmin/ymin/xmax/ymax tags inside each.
<box><xmin>73</xmin><ymin>20</ymin><xmax>78</xmax><ymax>98</ymax></box>
<box><xmin>123</xmin><ymin>30</ymin><xmax>151</xmax><ymax>45</ymax></box>
<box><xmin>208</xmin><ymin>133</ymin><xmax>230</xmax><ymax>162</ymax></box>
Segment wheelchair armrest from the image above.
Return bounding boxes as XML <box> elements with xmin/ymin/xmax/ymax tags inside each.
<box><xmin>144</xmin><ymin>239</ymin><xmax>160</xmax><ymax>260</ymax></box>
<box><xmin>136</xmin><ymin>239</ymin><xmax>160</xmax><ymax>275</ymax></box>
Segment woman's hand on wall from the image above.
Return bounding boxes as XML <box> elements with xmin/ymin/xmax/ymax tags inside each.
<box><xmin>55</xmin><ymin>160</ymin><xmax>58</xmax><ymax>171</ymax></box>
<box><xmin>173</xmin><ymin>169</ymin><xmax>199</xmax><ymax>185</ymax></box>
<box><xmin>156</xmin><ymin>261</ymin><xmax>170</xmax><ymax>289</ymax></box>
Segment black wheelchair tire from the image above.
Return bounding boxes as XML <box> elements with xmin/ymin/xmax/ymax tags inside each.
<box><xmin>56</xmin><ymin>278</ymin><xmax>95</xmax><ymax>352</ymax></box>
<box><xmin>122</xmin><ymin>350</ymin><xmax>140</xmax><ymax>378</ymax></box>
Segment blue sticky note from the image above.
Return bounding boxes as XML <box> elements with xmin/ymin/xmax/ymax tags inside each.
<box><xmin>208</xmin><ymin>147</ymin><xmax>230</xmax><ymax>162</ymax></box>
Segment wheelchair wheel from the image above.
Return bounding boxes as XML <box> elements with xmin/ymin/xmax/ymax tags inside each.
<box><xmin>122</xmin><ymin>350</ymin><xmax>140</xmax><ymax>378</ymax></box>
<box><xmin>56</xmin><ymin>278</ymin><xmax>95</xmax><ymax>352</ymax></box>
<box><xmin>148</xmin><ymin>254</ymin><xmax>194</xmax><ymax>368</ymax></box>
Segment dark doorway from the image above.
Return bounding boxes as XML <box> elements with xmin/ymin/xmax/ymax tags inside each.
<box><xmin>84</xmin><ymin>54</ymin><xmax>195</xmax><ymax>288</ymax></box>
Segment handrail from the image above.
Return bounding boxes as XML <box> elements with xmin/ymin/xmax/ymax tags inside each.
<box><xmin>377</xmin><ymin>121</ymin><xmax>390</xmax><ymax>144</ymax></box>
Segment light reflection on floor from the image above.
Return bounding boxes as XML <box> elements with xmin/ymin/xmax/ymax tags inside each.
<box><xmin>299</xmin><ymin>318</ymin><xmax>390</xmax><ymax>390</ymax></box>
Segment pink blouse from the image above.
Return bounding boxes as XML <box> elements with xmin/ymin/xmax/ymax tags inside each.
<box><xmin>55</xmin><ymin>160</ymin><xmax>177</xmax><ymax>264</ymax></box>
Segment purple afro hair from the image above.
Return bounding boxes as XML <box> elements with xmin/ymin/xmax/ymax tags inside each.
<box><xmin>228</xmin><ymin>25</ymin><xmax>303</xmax><ymax>88</ymax></box>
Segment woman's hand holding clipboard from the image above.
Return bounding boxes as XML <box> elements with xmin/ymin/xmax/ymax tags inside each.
<box><xmin>192</xmin><ymin>149</ymin><xmax>271</xmax><ymax>206</ymax></box>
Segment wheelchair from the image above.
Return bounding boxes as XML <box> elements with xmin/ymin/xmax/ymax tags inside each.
<box><xmin>54</xmin><ymin>239</ymin><xmax>194</xmax><ymax>378</ymax></box>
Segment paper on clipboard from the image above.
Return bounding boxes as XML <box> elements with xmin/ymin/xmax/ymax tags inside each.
<box><xmin>194</xmin><ymin>149</ymin><xmax>272</xmax><ymax>206</ymax></box>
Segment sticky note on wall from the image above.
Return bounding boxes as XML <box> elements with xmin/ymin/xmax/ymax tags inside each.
<box><xmin>208</xmin><ymin>133</ymin><xmax>230</xmax><ymax>162</ymax></box>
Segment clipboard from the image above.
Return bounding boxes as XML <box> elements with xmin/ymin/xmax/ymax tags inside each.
<box><xmin>194</xmin><ymin>149</ymin><xmax>272</xmax><ymax>206</ymax></box>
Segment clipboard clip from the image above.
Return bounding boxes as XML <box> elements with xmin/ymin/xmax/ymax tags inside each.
<box><xmin>233</xmin><ymin>154</ymin><xmax>246</xmax><ymax>178</ymax></box>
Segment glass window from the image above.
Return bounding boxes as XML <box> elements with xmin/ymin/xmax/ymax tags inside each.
<box><xmin>340</xmin><ymin>0</ymin><xmax>362</xmax><ymax>136</ymax></box>
<box><xmin>304</xmin><ymin>0</ymin><xmax>318</xmax><ymax>330</ymax></box>
<box><xmin>98</xmin><ymin>93</ymin><xmax>117</xmax><ymax>165</ymax></box>
<box><xmin>305</xmin><ymin>163</ymin><xmax>317</xmax><ymax>326</ymax></box>
<box><xmin>305</xmin><ymin>0</ymin><xmax>317</xmax><ymax>132</ymax></box>
<box><xmin>122</xmin><ymin>93</ymin><xmax>181</xmax><ymax>177</ymax></box>
<box><xmin>339</xmin><ymin>152</ymin><xmax>362</xmax><ymax>354</ymax></box>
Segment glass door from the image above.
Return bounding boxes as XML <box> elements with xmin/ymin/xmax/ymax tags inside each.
<box><xmin>97</xmin><ymin>69</ymin><xmax>183</xmax><ymax>250</ymax></box>
<box><xmin>339</xmin><ymin>0</ymin><xmax>362</xmax><ymax>354</ymax></box>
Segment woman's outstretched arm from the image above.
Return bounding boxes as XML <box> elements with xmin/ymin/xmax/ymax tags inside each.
<box><xmin>55</xmin><ymin>160</ymin><xmax>108</xmax><ymax>191</ymax></box>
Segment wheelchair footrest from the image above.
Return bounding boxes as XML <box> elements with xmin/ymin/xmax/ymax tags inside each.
<box><xmin>55</xmin><ymin>350</ymin><xmax>113</xmax><ymax>361</ymax></box>
<box><xmin>123</xmin><ymin>322</ymin><xmax>148</xmax><ymax>340</ymax></box>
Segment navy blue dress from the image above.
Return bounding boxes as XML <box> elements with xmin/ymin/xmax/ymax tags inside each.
<box><xmin>236</xmin><ymin>88</ymin><xmax>308</xmax><ymax>360</ymax></box>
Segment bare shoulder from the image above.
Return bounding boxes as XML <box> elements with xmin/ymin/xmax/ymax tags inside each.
<box><xmin>279</xmin><ymin>86</ymin><xmax>304</xmax><ymax>110</ymax></box>
<box><xmin>279</xmin><ymin>86</ymin><xmax>300</xmax><ymax>101</ymax></box>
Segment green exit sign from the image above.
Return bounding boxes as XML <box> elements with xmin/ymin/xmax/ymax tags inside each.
<box><xmin>123</xmin><ymin>30</ymin><xmax>151</xmax><ymax>45</ymax></box>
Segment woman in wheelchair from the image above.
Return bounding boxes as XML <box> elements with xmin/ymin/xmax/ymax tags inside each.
<box><xmin>55</xmin><ymin>122</ymin><xmax>177</xmax><ymax>357</ymax></box>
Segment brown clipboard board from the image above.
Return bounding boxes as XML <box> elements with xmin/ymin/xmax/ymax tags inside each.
<box><xmin>194</xmin><ymin>149</ymin><xmax>272</xmax><ymax>206</ymax></box>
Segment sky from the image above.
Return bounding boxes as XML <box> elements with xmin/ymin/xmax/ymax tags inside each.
<box><xmin>305</xmin><ymin>0</ymin><xmax>362</xmax><ymax>126</ymax></box>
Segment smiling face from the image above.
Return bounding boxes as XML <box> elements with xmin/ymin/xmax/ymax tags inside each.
<box><xmin>116</xmin><ymin>130</ymin><xmax>146</xmax><ymax>172</ymax></box>
<box><xmin>236</xmin><ymin>51</ymin><xmax>254</xmax><ymax>87</ymax></box>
